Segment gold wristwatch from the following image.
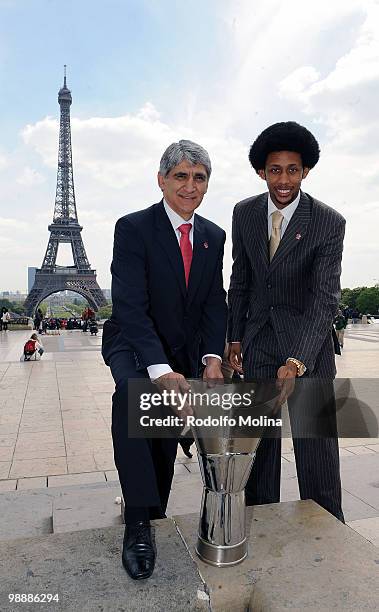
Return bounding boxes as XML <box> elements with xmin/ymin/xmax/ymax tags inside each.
<box><xmin>286</xmin><ymin>358</ymin><xmax>306</xmax><ymax>377</ymax></box>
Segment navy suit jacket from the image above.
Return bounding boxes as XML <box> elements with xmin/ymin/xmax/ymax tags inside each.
<box><xmin>102</xmin><ymin>200</ymin><xmax>228</xmax><ymax>377</ymax></box>
<box><xmin>228</xmin><ymin>192</ymin><xmax>346</xmax><ymax>376</ymax></box>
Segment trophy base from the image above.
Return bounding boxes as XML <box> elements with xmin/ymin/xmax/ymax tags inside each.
<box><xmin>196</xmin><ymin>535</ymin><xmax>247</xmax><ymax>567</ymax></box>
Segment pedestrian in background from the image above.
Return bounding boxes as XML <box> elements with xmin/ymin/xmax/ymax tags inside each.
<box><xmin>334</xmin><ymin>309</ymin><xmax>347</xmax><ymax>348</ymax></box>
<box><xmin>34</xmin><ymin>308</ymin><xmax>43</xmax><ymax>332</ymax></box>
<box><xmin>41</xmin><ymin>317</ymin><xmax>49</xmax><ymax>335</ymax></box>
<box><xmin>1</xmin><ymin>308</ymin><xmax>11</xmax><ymax>331</ymax></box>
<box><xmin>82</xmin><ymin>307</ymin><xmax>89</xmax><ymax>332</ymax></box>
<box><xmin>22</xmin><ymin>333</ymin><xmax>44</xmax><ymax>361</ymax></box>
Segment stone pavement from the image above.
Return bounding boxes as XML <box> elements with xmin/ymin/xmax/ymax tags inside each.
<box><xmin>1</xmin><ymin>500</ymin><xmax>378</xmax><ymax>612</ymax></box>
<box><xmin>175</xmin><ymin>501</ymin><xmax>379</xmax><ymax>612</ymax></box>
<box><xmin>0</xmin><ymin>518</ymin><xmax>209</xmax><ymax>612</ymax></box>
<box><xmin>0</xmin><ymin>324</ymin><xmax>378</xmax><ymax>547</ymax></box>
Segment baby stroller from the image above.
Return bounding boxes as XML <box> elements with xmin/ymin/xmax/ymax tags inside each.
<box><xmin>89</xmin><ymin>319</ymin><xmax>98</xmax><ymax>336</ymax></box>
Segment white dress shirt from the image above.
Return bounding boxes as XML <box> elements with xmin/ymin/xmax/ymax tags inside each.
<box><xmin>147</xmin><ymin>200</ymin><xmax>221</xmax><ymax>381</ymax></box>
<box><xmin>163</xmin><ymin>199</ymin><xmax>194</xmax><ymax>246</ymax></box>
<box><xmin>267</xmin><ymin>191</ymin><xmax>301</xmax><ymax>239</ymax></box>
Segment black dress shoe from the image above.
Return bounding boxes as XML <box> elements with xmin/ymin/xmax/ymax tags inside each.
<box><xmin>122</xmin><ymin>521</ymin><xmax>156</xmax><ymax>580</ymax></box>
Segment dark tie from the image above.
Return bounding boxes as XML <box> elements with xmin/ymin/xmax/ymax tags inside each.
<box><xmin>178</xmin><ymin>223</ymin><xmax>193</xmax><ymax>287</ymax></box>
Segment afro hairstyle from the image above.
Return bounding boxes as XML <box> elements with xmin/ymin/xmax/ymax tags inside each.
<box><xmin>248</xmin><ymin>121</ymin><xmax>320</xmax><ymax>172</ymax></box>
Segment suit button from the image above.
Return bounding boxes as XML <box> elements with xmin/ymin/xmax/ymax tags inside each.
<box><xmin>270</xmin><ymin>306</ymin><xmax>274</xmax><ymax>310</ymax></box>
<box><xmin>267</xmin><ymin>284</ymin><xmax>271</xmax><ymax>289</ymax></box>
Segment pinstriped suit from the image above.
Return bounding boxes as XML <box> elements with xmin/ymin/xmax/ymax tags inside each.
<box><xmin>228</xmin><ymin>191</ymin><xmax>346</xmax><ymax>521</ymax></box>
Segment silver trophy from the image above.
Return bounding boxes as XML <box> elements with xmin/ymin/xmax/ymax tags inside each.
<box><xmin>188</xmin><ymin>380</ymin><xmax>278</xmax><ymax>567</ymax></box>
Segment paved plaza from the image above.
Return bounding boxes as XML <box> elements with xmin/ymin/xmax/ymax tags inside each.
<box><xmin>0</xmin><ymin>323</ymin><xmax>378</xmax><ymax>547</ymax></box>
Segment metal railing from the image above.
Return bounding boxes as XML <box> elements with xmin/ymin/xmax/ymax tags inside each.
<box><xmin>36</xmin><ymin>268</ymin><xmax>95</xmax><ymax>275</ymax></box>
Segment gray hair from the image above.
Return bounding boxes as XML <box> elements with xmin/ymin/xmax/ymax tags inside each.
<box><xmin>159</xmin><ymin>139</ymin><xmax>212</xmax><ymax>178</ymax></box>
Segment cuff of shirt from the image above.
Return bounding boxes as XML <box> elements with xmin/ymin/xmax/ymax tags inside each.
<box><xmin>147</xmin><ymin>364</ymin><xmax>173</xmax><ymax>381</ymax></box>
<box><xmin>201</xmin><ymin>354</ymin><xmax>222</xmax><ymax>366</ymax></box>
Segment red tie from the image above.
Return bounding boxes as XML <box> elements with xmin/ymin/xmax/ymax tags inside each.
<box><xmin>178</xmin><ymin>223</ymin><xmax>193</xmax><ymax>287</ymax></box>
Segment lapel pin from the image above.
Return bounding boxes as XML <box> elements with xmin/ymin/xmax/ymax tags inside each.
<box><xmin>203</xmin><ymin>241</ymin><xmax>209</xmax><ymax>249</ymax></box>
<box><xmin>295</xmin><ymin>233</ymin><xmax>301</xmax><ymax>240</ymax></box>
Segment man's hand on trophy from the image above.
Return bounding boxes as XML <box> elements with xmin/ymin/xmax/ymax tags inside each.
<box><xmin>203</xmin><ymin>356</ymin><xmax>224</xmax><ymax>388</ymax></box>
<box><xmin>227</xmin><ymin>342</ymin><xmax>244</xmax><ymax>374</ymax></box>
<box><xmin>275</xmin><ymin>363</ymin><xmax>297</xmax><ymax>411</ymax></box>
<box><xmin>154</xmin><ymin>372</ymin><xmax>193</xmax><ymax>417</ymax></box>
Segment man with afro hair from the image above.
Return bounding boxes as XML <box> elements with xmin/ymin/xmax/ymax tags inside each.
<box><xmin>228</xmin><ymin>121</ymin><xmax>345</xmax><ymax>521</ymax></box>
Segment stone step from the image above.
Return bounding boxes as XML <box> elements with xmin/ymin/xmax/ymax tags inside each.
<box><xmin>0</xmin><ymin>482</ymin><xmax>122</xmax><ymax>541</ymax></box>
<box><xmin>0</xmin><ymin>498</ymin><xmax>377</xmax><ymax>610</ymax></box>
<box><xmin>53</xmin><ymin>486</ymin><xmax>123</xmax><ymax>534</ymax></box>
<box><xmin>0</xmin><ymin>490</ymin><xmax>53</xmax><ymax>541</ymax></box>
<box><xmin>174</xmin><ymin>500</ymin><xmax>379</xmax><ymax>612</ymax></box>
<box><xmin>0</xmin><ymin>521</ymin><xmax>208</xmax><ymax>612</ymax></box>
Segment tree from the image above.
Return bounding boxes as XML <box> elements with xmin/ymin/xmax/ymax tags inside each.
<box><xmin>356</xmin><ymin>287</ymin><xmax>379</xmax><ymax>315</ymax></box>
<box><xmin>65</xmin><ymin>302</ymin><xmax>82</xmax><ymax>315</ymax></box>
<box><xmin>0</xmin><ymin>299</ymin><xmax>14</xmax><ymax>311</ymax></box>
<box><xmin>38</xmin><ymin>303</ymin><xmax>47</xmax><ymax>316</ymax></box>
<box><xmin>341</xmin><ymin>287</ymin><xmax>367</xmax><ymax>309</ymax></box>
<box><xmin>10</xmin><ymin>303</ymin><xmax>24</xmax><ymax>315</ymax></box>
<box><xmin>97</xmin><ymin>304</ymin><xmax>112</xmax><ymax>319</ymax></box>
<box><xmin>1</xmin><ymin>298</ymin><xmax>26</xmax><ymax>316</ymax></box>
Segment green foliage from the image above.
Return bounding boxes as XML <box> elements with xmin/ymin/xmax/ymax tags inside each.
<box><xmin>340</xmin><ymin>287</ymin><xmax>367</xmax><ymax>309</ymax></box>
<box><xmin>97</xmin><ymin>304</ymin><xmax>112</xmax><ymax>319</ymax></box>
<box><xmin>0</xmin><ymin>299</ymin><xmax>25</xmax><ymax>315</ymax></box>
<box><xmin>65</xmin><ymin>302</ymin><xmax>83</xmax><ymax>315</ymax></box>
<box><xmin>38</xmin><ymin>303</ymin><xmax>47</xmax><ymax>316</ymax></box>
<box><xmin>0</xmin><ymin>299</ymin><xmax>13</xmax><ymax>309</ymax></box>
<box><xmin>10</xmin><ymin>303</ymin><xmax>24</xmax><ymax>315</ymax></box>
<box><xmin>356</xmin><ymin>287</ymin><xmax>379</xmax><ymax>315</ymax></box>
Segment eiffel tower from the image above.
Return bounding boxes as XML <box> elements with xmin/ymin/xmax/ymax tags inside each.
<box><xmin>25</xmin><ymin>68</ymin><xmax>107</xmax><ymax>316</ymax></box>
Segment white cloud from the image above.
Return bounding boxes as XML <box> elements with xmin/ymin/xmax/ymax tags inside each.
<box><xmin>278</xmin><ymin>67</ymin><xmax>320</xmax><ymax>103</ymax></box>
<box><xmin>0</xmin><ymin>153</ymin><xmax>8</xmax><ymax>170</ymax></box>
<box><xmin>0</xmin><ymin>216</ymin><xmax>29</xmax><ymax>230</ymax></box>
<box><xmin>16</xmin><ymin>166</ymin><xmax>45</xmax><ymax>186</ymax></box>
<box><xmin>277</xmin><ymin>1</ymin><xmax>379</xmax><ymax>141</ymax></box>
<box><xmin>21</xmin><ymin>117</ymin><xmax>58</xmax><ymax>167</ymax></box>
<box><xmin>311</xmin><ymin>3</ymin><xmax>379</xmax><ymax>94</ymax></box>
<box><xmin>212</xmin><ymin>0</ymin><xmax>367</xmax><ymax>132</ymax></box>
<box><xmin>0</xmin><ymin>217</ymin><xmax>42</xmax><ymax>291</ymax></box>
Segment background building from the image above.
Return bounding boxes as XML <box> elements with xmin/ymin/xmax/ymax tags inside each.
<box><xmin>28</xmin><ymin>267</ymin><xmax>37</xmax><ymax>293</ymax></box>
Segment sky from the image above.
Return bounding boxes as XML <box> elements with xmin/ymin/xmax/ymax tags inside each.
<box><xmin>1</xmin><ymin>0</ymin><xmax>379</xmax><ymax>293</ymax></box>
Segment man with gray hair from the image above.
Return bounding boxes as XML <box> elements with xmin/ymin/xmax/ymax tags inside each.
<box><xmin>102</xmin><ymin>139</ymin><xmax>227</xmax><ymax>580</ymax></box>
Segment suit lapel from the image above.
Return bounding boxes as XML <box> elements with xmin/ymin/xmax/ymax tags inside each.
<box><xmin>269</xmin><ymin>192</ymin><xmax>312</xmax><ymax>273</ymax></box>
<box><xmin>187</xmin><ymin>215</ymin><xmax>208</xmax><ymax>305</ymax></box>
<box><xmin>154</xmin><ymin>201</ymin><xmax>186</xmax><ymax>297</ymax></box>
<box><xmin>251</xmin><ymin>194</ymin><xmax>269</xmax><ymax>270</ymax></box>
